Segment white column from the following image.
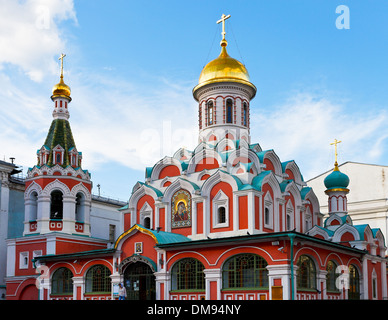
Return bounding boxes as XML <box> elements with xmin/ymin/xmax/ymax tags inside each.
<box><xmin>81</xmin><ymin>199</ymin><xmax>91</xmax><ymax>236</ymax></box>
<box><xmin>204</xmin><ymin>268</ymin><xmax>221</xmax><ymax>300</ymax></box>
<box><xmin>23</xmin><ymin>198</ymin><xmax>35</xmax><ymax>235</ymax></box>
<box><xmin>37</xmin><ymin>195</ymin><xmax>51</xmax><ymax>234</ymax></box>
<box><xmin>204</xmin><ymin>197</ymin><xmax>210</xmax><ymax>237</ymax></box>
<box><xmin>381</xmin><ymin>260</ymin><xmax>387</xmax><ymax>299</ymax></box>
<box><xmin>154</xmin><ymin>271</ymin><xmax>170</xmax><ymax>300</ymax></box>
<box><xmin>362</xmin><ymin>257</ymin><xmax>368</xmax><ymax>300</ymax></box>
<box><xmin>247</xmin><ymin>191</ymin><xmax>254</xmax><ymax>234</ymax></box>
<box><xmin>110</xmin><ymin>273</ymin><xmax>123</xmax><ymax>300</ymax></box>
<box><xmin>258</xmin><ymin>194</ymin><xmax>263</xmax><ymax>231</ymax></box>
<box><xmin>62</xmin><ymin>195</ymin><xmax>76</xmax><ymax>234</ymax></box>
<box><xmin>6</xmin><ymin>239</ymin><xmax>16</xmax><ymax>277</ymax></box>
<box><xmin>40</xmin><ymin>268</ymin><xmax>51</xmax><ymax>300</ymax></box>
<box><xmin>266</xmin><ymin>264</ymin><xmax>292</xmax><ymax>300</ymax></box>
<box><xmin>191</xmin><ymin>198</ymin><xmax>197</xmax><ymax>236</ymax></box>
<box><xmin>232</xmin><ymin>192</ymin><xmax>239</xmax><ymax>231</ymax></box>
<box><xmin>317</xmin><ymin>270</ymin><xmax>328</xmax><ymax>300</ymax></box>
<box><xmin>72</xmin><ymin>276</ymin><xmax>84</xmax><ymax>300</ymax></box>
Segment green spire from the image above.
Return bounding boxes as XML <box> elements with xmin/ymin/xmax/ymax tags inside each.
<box><xmin>44</xmin><ymin>119</ymin><xmax>76</xmax><ymax>167</ymax></box>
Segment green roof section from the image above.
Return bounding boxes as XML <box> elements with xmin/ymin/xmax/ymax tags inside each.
<box><xmin>32</xmin><ymin>248</ymin><xmax>116</xmax><ymax>264</ymax></box>
<box><xmin>251</xmin><ymin>171</ymin><xmax>271</xmax><ymax>191</ymax></box>
<box><xmin>44</xmin><ymin>119</ymin><xmax>76</xmax><ymax>166</ymax></box>
<box><xmin>300</xmin><ymin>187</ymin><xmax>312</xmax><ymax>200</ymax></box>
<box><xmin>133</xmin><ymin>181</ymin><xmax>163</xmax><ymax>197</ymax></box>
<box><xmin>114</xmin><ymin>224</ymin><xmax>191</xmax><ymax>248</ymax></box>
<box><xmin>144</xmin><ymin>226</ymin><xmax>191</xmax><ymax>245</ymax></box>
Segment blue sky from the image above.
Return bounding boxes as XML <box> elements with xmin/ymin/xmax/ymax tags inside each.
<box><xmin>1</xmin><ymin>0</ymin><xmax>388</xmax><ymax>201</ymax></box>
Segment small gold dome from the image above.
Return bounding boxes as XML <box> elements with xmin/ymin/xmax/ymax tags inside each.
<box><xmin>51</xmin><ymin>75</ymin><xmax>71</xmax><ymax>100</ymax></box>
<box><xmin>193</xmin><ymin>40</ymin><xmax>256</xmax><ymax>98</ymax></box>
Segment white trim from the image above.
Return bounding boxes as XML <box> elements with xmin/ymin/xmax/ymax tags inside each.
<box><xmin>212</xmin><ymin>190</ymin><xmax>229</xmax><ymax>229</ymax></box>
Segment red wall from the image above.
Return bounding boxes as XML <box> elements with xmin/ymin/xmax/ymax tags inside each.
<box><xmin>159</xmin><ymin>165</ymin><xmax>180</xmax><ymax>179</ymax></box>
<box><xmin>195</xmin><ymin>158</ymin><xmax>219</xmax><ymax>172</ymax></box>
<box><xmin>239</xmin><ymin>196</ymin><xmax>248</xmax><ymax>229</ymax></box>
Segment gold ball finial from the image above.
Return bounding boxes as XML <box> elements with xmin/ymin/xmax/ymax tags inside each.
<box><xmin>51</xmin><ymin>53</ymin><xmax>71</xmax><ymax>101</ymax></box>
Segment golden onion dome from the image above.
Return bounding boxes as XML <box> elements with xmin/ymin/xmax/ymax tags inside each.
<box><xmin>51</xmin><ymin>75</ymin><xmax>71</xmax><ymax>101</ymax></box>
<box><xmin>193</xmin><ymin>40</ymin><xmax>256</xmax><ymax>99</ymax></box>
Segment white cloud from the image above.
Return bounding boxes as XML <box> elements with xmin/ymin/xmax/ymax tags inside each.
<box><xmin>0</xmin><ymin>0</ymin><xmax>386</xmax><ymax>183</ymax></box>
<box><xmin>68</xmin><ymin>73</ymin><xmax>198</xmax><ymax>172</ymax></box>
<box><xmin>0</xmin><ymin>68</ymin><xmax>198</xmax><ymax>175</ymax></box>
<box><xmin>250</xmin><ymin>93</ymin><xmax>388</xmax><ymax>180</ymax></box>
<box><xmin>0</xmin><ymin>0</ymin><xmax>77</xmax><ymax>82</ymax></box>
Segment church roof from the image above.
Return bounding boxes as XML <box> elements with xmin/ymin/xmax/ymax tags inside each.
<box><xmin>114</xmin><ymin>224</ymin><xmax>191</xmax><ymax>248</ymax></box>
<box><xmin>43</xmin><ymin>119</ymin><xmax>76</xmax><ymax>166</ymax></box>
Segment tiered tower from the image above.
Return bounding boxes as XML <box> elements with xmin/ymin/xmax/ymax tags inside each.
<box><xmin>24</xmin><ymin>54</ymin><xmax>92</xmax><ymax>236</ymax></box>
<box><xmin>324</xmin><ymin>139</ymin><xmax>350</xmax><ymax>216</ymax></box>
<box><xmin>192</xmin><ymin>14</ymin><xmax>256</xmax><ymax>145</ymax></box>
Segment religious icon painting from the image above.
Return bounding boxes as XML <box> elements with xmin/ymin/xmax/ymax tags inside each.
<box><xmin>135</xmin><ymin>242</ymin><xmax>143</xmax><ymax>254</ymax></box>
<box><xmin>171</xmin><ymin>189</ymin><xmax>191</xmax><ymax>228</ymax></box>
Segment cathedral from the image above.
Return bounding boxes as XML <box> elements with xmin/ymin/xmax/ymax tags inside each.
<box><xmin>4</xmin><ymin>15</ymin><xmax>387</xmax><ymax>300</ymax></box>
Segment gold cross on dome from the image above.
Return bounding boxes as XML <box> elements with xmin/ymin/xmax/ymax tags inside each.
<box><xmin>330</xmin><ymin>139</ymin><xmax>342</xmax><ymax>165</ymax></box>
<box><xmin>59</xmin><ymin>53</ymin><xmax>66</xmax><ymax>78</ymax></box>
<box><xmin>217</xmin><ymin>13</ymin><xmax>231</xmax><ymax>41</ymax></box>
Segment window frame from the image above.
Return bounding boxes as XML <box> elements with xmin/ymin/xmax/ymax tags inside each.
<box><xmin>226</xmin><ymin>98</ymin><xmax>233</xmax><ymax>124</ymax></box>
<box><xmin>243</xmin><ymin>102</ymin><xmax>248</xmax><ymax>126</ymax></box>
<box><xmin>171</xmin><ymin>258</ymin><xmax>205</xmax><ymax>291</ymax></box>
<box><xmin>348</xmin><ymin>264</ymin><xmax>360</xmax><ymax>300</ymax></box>
<box><xmin>212</xmin><ymin>190</ymin><xmax>229</xmax><ymax>229</ymax></box>
<box><xmin>51</xmin><ymin>267</ymin><xmax>74</xmax><ymax>295</ymax></box>
<box><xmin>19</xmin><ymin>251</ymin><xmax>29</xmax><ymax>269</ymax></box>
<box><xmin>296</xmin><ymin>255</ymin><xmax>317</xmax><ymax>290</ymax></box>
<box><xmin>207</xmin><ymin>101</ymin><xmax>214</xmax><ymax>126</ymax></box>
<box><xmin>50</xmin><ymin>190</ymin><xmax>63</xmax><ymax>220</ymax></box>
<box><xmin>222</xmin><ymin>253</ymin><xmax>269</xmax><ymax>290</ymax></box>
<box><xmin>264</xmin><ymin>192</ymin><xmax>273</xmax><ymax>229</ymax></box>
<box><xmin>85</xmin><ymin>264</ymin><xmax>112</xmax><ymax>294</ymax></box>
<box><xmin>326</xmin><ymin>260</ymin><xmax>340</xmax><ymax>292</ymax></box>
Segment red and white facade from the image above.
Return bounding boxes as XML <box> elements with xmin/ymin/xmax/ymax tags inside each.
<box><xmin>7</xmin><ymin>22</ymin><xmax>388</xmax><ymax>301</ymax></box>
<box><xmin>5</xmin><ymin>71</ymin><xmax>112</xmax><ymax>300</ymax></box>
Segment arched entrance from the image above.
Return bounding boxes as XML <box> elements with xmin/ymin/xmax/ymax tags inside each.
<box><xmin>124</xmin><ymin>262</ymin><xmax>156</xmax><ymax>300</ymax></box>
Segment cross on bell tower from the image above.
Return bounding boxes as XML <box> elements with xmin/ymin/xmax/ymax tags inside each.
<box><xmin>330</xmin><ymin>139</ymin><xmax>342</xmax><ymax>170</ymax></box>
<box><xmin>217</xmin><ymin>13</ymin><xmax>231</xmax><ymax>43</ymax></box>
<box><xmin>59</xmin><ymin>53</ymin><xmax>66</xmax><ymax>79</ymax></box>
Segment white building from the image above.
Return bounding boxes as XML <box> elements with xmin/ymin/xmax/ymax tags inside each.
<box><xmin>307</xmin><ymin>161</ymin><xmax>388</xmax><ymax>247</ymax></box>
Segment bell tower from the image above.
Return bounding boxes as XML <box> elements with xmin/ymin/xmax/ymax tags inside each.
<box><xmin>324</xmin><ymin>139</ymin><xmax>350</xmax><ymax>215</ymax></box>
<box><xmin>192</xmin><ymin>14</ymin><xmax>256</xmax><ymax>145</ymax></box>
<box><xmin>24</xmin><ymin>54</ymin><xmax>92</xmax><ymax>236</ymax></box>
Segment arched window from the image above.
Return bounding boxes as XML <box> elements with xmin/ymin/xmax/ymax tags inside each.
<box><xmin>51</xmin><ymin>267</ymin><xmax>73</xmax><ymax>295</ymax></box>
<box><xmin>75</xmin><ymin>192</ymin><xmax>85</xmax><ymax>222</ymax></box>
<box><xmin>144</xmin><ymin>217</ymin><xmax>151</xmax><ymax>229</ymax></box>
<box><xmin>264</xmin><ymin>192</ymin><xmax>273</xmax><ymax>229</ymax></box>
<box><xmin>326</xmin><ymin>260</ymin><xmax>339</xmax><ymax>292</ymax></box>
<box><xmin>243</xmin><ymin>102</ymin><xmax>248</xmax><ymax>126</ymax></box>
<box><xmin>286</xmin><ymin>200</ymin><xmax>294</xmax><ymax>231</ymax></box>
<box><xmin>207</xmin><ymin>101</ymin><xmax>213</xmax><ymax>125</ymax></box>
<box><xmin>218</xmin><ymin>207</ymin><xmax>226</xmax><ymax>224</ymax></box>
<box><xmin>50</xmin><ymin>190</ymin><xmax>63</xmax><ymax>219</ymax></box>
<box><xmin>226</xmin><ymin>99</ymin><xmax>233</xmax><ymax>123</ymax></box>
<box><xmin>296</xmin><ymin>255</ymin><xmax>316</xmax><ymax>290</ymax></box>
<box><xmin>171</xmin><ymin>258</ymin><xmax>205</xmax><ymax>291</ymax></box>
<box><xmin>29</xmin><ymin>191</ymin><xmax>38</xmax><ymax>221</ymax></box>
<box><xmin>56</xmin><ymin>153</ymin><xmax>61</xmax><ymax>164</ymax></box>
<box><xmin>348</xmin><ymin>265</ymin><xmax>360</xmax><ymax>300</ymax></box>
<box><xmin>264</xmin><ymin>207</ymin><xmax>270</xmax><ymax>226</ymax></box>
<box><xmin>222</xmin><ymin>254</ymin><xmax>268</xmax><ymax>289</ymax></box>
<box><xmin>85</xmin><ymin>265</ymin><xmax>112</xmax><ymax>293</ymax></box>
